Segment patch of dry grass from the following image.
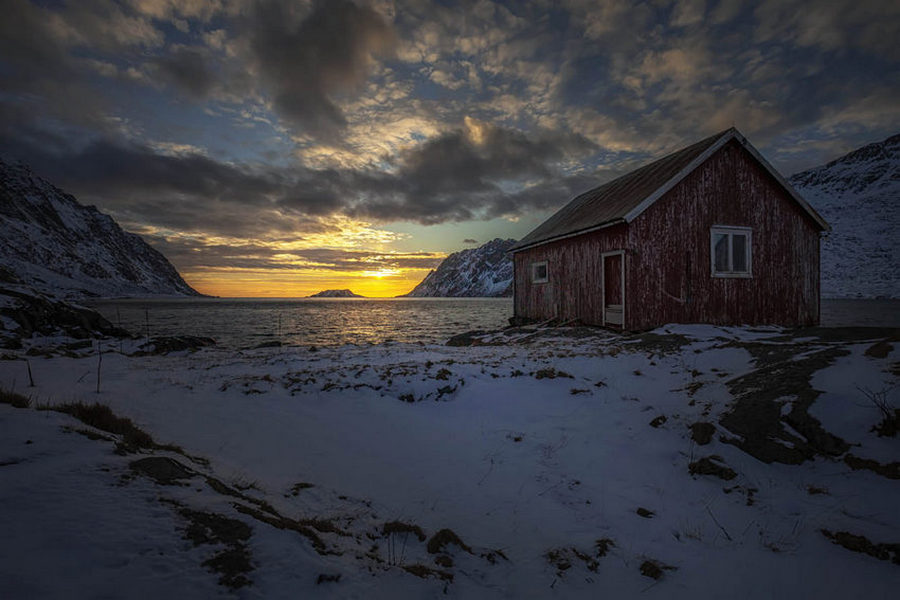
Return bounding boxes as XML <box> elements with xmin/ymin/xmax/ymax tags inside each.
<box><xmin>0</xmin><ymin>388</ymin><xmax>31</xmax><ymax>408</ymax></box>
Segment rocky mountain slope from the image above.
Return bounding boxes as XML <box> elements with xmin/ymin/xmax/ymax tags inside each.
<box><xmin>0</xmin><ymin>159</ymin><xmax>200</xmax><ymax>299</ymax></box>
<box><xmin>403</xmin><ymin>238</ymin><xmax>515</xmax><ymax>297</ymax></box>
<box><xmin>790</xmin><ymin>133</ymin><xmax>899</xmax><ymax>298</ymax></box>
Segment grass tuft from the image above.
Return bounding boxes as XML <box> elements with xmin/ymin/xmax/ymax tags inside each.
<box><xmin>52</xmin><ymin>402</ymin><xmax>154</xmax><ymax>449</ymax></box>
<box><xmin>382</xmin><ymin>520</ymin><xmax>427</xmax><ymax>542</ymax></box>
<box><xmin>0</xmin><ymin>388</ymin><xmax>31</xmax><ymax>409</ymax></box>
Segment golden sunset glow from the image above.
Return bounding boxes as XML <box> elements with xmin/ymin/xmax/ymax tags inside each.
<box><xmin>183</xmin><ymin>267</ymin><xmax>431</xmax><ymax>298</ymax></box>
<box><xmin>132</xmin><ymin>216</ymin><xmax>445</xmax><ymax>297</ymax></box>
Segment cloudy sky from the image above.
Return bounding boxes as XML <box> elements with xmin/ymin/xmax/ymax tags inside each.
<box><xmin>1</xmin><ymin>0</ymin><xmax>898</xmax><ymax>296</ymax></box>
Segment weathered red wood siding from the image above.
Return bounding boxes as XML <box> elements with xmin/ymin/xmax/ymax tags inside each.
<box><xmin>513</xmin><ymin>140</ymin><xmax>822</xmax><ymax>328</ymax></box>
<box><xmin>513</xmin><ymin>224</ymin><xmax>627</xmax><ymax>324</ymax></box>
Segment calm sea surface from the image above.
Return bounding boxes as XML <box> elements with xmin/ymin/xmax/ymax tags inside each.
<box><xmin>87</xmin><ymin>297</ymin><xmax>514</xmax><ymax>348</ymax></box>
<box><xmin>86</xmin><ymin>297</ymin><xmax>899</xmax><ymax>349</ymax></box>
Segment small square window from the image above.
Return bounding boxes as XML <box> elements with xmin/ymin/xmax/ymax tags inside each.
<box><xmin>710</xmin><ymin>226</ymin><xmax>752</xmax><ymax>277</ymax></box>
<box><xmin>532</xmin><ymin>261</ymin><xmax>548</xmax><ymax>283</ymax></box>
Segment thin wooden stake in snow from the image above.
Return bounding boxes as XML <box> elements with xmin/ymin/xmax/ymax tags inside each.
<box><xmin>26</xmin><ymin>359</ymin><xmax>34</xmax><ymax>387</ymax></box>
<box><xmin>96</xmin><ymin>341</ymin><xmax>103</xmax><ymax>394</ymax></box>
<box><xmin>145</xmin><ymin>309</ymin><xmax>150</xmax><ymax>344</ymax></box>
<box><xmin>117</xmin><ymin>307</ymin><xmax>123</xmax><ymax>353</ymax></box>
<box><xmin>706</xmin><ymin>506</ymin><xmax>732</xmax><ymax>541</ymax></box>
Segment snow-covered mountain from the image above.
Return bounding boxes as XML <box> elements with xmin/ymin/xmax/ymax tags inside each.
<box><xmin>0</xmin><ymin>159</ymin><xmax>200</xmax><ymax>299</ymax></box>
<box><xmin>403</xmin><ymin>238</ymin><xmax>515</xmax><ymax>297</ymax></box>
<box><xmin>790</xmin><ymin>133</ymin><xmax>899</xmax><ymax>299</ymax></box>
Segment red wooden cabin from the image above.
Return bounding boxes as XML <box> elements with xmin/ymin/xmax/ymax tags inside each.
<box><xmin>509</xmin><ymin>128</ymin><xmax>830</xmax><ymax>330</ymax></box>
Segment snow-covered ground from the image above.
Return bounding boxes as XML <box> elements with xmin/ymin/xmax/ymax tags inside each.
<box><xmin>1</xmin><ymin>325</ymin><xmax>898</xmax><ymax>598</ymax></box>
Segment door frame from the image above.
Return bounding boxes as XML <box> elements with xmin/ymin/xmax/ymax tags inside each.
<box><xmin>601</xmin><ymin>250</ymin><xmax>626</xmax><ymax>328</ymax></box>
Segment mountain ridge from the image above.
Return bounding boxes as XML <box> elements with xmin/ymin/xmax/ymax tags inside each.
<box><xmin>789</xmin><ymin>132</ymin><xmax>899</xmax><ymax>299</ymax></box>
<box><xmin>402</xmin><ymin>238</ymin><xmax>515</xmax><ymax>297</ymax></box>
<box><xmin>0</xmin><ymin>158</ymin><xmax>201</xmax><ymax>300</ymax></box>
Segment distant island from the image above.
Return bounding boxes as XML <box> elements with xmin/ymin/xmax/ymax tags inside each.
<box><xmin>308</xmin><ymin>289</ymin><xmax>365</xmax><ymax>298</ymax></box>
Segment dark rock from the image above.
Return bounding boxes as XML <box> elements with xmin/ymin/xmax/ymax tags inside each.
<box><xmin>0</xmin><ymin>286</ymin><xmax>130</xmax><ymax>340</ymax></box>
<box><xmin>253</xmin><ymin>340</ymin><xmax>283</xmax><ymax>349</ymax></box>
<box><xmin>135</xmin><ymin>335</ymin><xmax>216</xmax><ymax>355</ymax></box>
<box><xmin>649</xmin><ymin>415</ymin><xmax>667</xmax><ymax>428</ymax></box>
<box><xmin>690</xmin><ymin>422</ymin><xmax>716</xmax><ymax>445</ymax></box>
<box><xmin>689</xmin><ymin>456</ymin><xmax>737</xmax><ymax>480</ymax></box>
<box><xmin>640</xmin><ymin>560</ymin><xmax>663</xmax><ymax>579</ymax></box>
<box><xmin>446</xmin><ymin>330</ymin><xmax>488</xmax><ymax>346</ymax></box>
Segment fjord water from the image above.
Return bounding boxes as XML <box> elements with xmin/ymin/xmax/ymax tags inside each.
<box><xmin>88</xmin><ymin>297</ymin><xmax>514</xmax><ymax>348</ymax></box>
<box><xmin>87</xmin><ymin>297</ymin><xmax>898</xmax><ymax>349</ymax></box>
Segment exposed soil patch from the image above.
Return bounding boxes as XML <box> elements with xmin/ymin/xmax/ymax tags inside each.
<box><xmin>623</xmin><ymin>331</ymin><xmax>692</xmax><ymax>357</ymax></box>
<box><xmin>402</xmin><ymin>564</ymin><xmax>453</xmax><ymax>582</ymax></box>
<box><xmin>690</xmin><ymin>422</ymin><xmax>715</xmax><ymax>445</ymax></box>
<box><xmin>720</xmin><ymin>345</ymin><xmax>849</xmax><ymax>465</ymax></box>
<box><xmin>177</xmin><ymin>506</ymin><xmax>254</xmax><ymax>589</ymax></box>
<box><xmin>844</xmin><ymin>454</ymin><xmax>900</xmax><ymax>480</ymax></box>
<box><xmin>595</xmin><ymin>538</ymin><xmax>615</xmax><ymax>557</ymax></box>
<box><xmin>689</xmin><ymin>456</ymin><xmax>737</xmax><ymax>481</ymax></box>
<box><xmin>822</xmin><ymin>530</ymin><xmax>900</xmax><ymax>565</ymax></box>
<box><xmin>130</xmin><ymin>456</ymin><xmax>195</xmax><ymax>485</ymax></box>
<box><xmin>426</xmin><ymin>529</ymin><xmax>471</xmax><ymax>554</ymax></box>
<box><xmin>533</xmin><ymin>368</ymin><xmax>573</xmax><ymax>380</ymax></box>
<box><xmin>232</xmin><ymin>502</ymin><xmax>329</xmax><ymax>554</ymax></box>
<box><xmin>639</xmin><ymin>559</ymin><xmax>676</xmax><ymax>580</ymax></box>
<box><xmin>865</xmin><ymin>340</ymin><xmax>894</xmax><ymax>359</ymax></box>
<box><xmin>769</xmin><ymin>327</ymin><xmax>900</xmax><ymax>344</ymax></box>
<box><xmin>546</xmin><ymin>547</ymin><xmax>593</xmax><ymax>575</ymax></box>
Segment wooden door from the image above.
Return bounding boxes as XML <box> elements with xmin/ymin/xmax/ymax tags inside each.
<box><xmin>602</xmin><ymin>252</ymin><xmax>624</xmax><ymax>327</ymax></box>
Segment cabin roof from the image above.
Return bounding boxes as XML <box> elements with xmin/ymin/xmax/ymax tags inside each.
<box><xmin>510</xmin><ymin>128</ymin><xmax>829</xmax><ymax>253</ymax></box>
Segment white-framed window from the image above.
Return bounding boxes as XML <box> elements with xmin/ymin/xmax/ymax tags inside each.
<box><xmin>710</xmin><ymin>226</ymin><xmax>752</xmax><ymax>278</ymax></box>
<box><xmin>531</xmin><ymin>261</ymin><xmax>548</xmax><ymax>283</ymax></box>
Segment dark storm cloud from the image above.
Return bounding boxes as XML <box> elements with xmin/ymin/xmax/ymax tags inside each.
<box><xmin>350</xmin><ymin>122</ymin><xmax>599</xmax><ymax>223</ymax></box>
<box><xmin>243</xmin><ymin>0</ymin><xmax>396</xmax><ymax>141</ymax></box>
<box><xmin>152</xmin><ymin>48</ymin><xmax>216</xmax><ymax>99</ymax></box>
<box><xmin>463</xmin><ymin>239</ymin><xmax>478</xmax><ymax>244</ymax></box>
<box><xmin>2</xmin><ymin>114</ymin><xmax>602</xmax><ymax>239</ymax></box>
<box><xmin>149</xmin><ymin>235</ymin><xmax>443</xmax><ymax>273</ymax></box>
<box><xmin>558</xmin><ymin>0</ymin><xmax>900</xmax><ymax>155</ymax></box>
<box><xmin>0</xmin><ymin>1</ymin><xmax>69</xmax><ymax>82</ymax></box>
